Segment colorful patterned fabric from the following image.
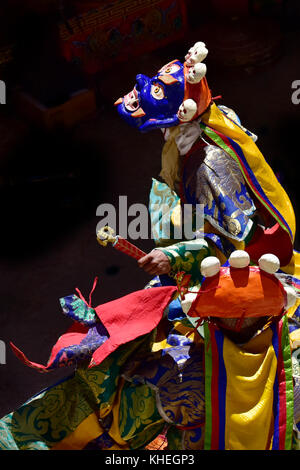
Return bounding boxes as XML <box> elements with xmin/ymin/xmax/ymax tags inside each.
<box><xmin>0</xmin><ymin>335</ymin><xmax>154</xmax><ymax>450</ymax></box>
<box><xmin>203</xmin><ymin>316</ymin><xmax>294</xmax><ymax>450</ymax></box>
<box><xmin>149</xmin><ymin>178</ymin><xmax>182</xmax><ymax>247</ymax></box>
<box><xmin>201</xmin><ymin>103</ymin><xmax>295</xmax><ymax>243</ymax></box>
<box><xmin>182</xmin><ymin>142</ymin><xmax>256</xmax><ymax>241</ymax></box>
<box><xmin>157</xmin><ymin>239</ymin><xmax>213</xmax><ymax>282</ymax></box>
<box><xmin>1</xmin><ymin>100</ymin><xmax>300</xmax><ymax>450</ymax></box>
<box><xmin>10</xmin><ymin>322</ymin><xmax>109</xmax><ymax>372</ymax></box>
<box><xmin>293</xmin><ymin>376</ymin><xmax>300</xmax><ymax>433</ymax></box>
<box><xmin>9</xmin><ymin>286</ymin><xmax>176</xmax><ymax>372</ymax></box>
<box><xmin>2</xmin><ymin>280</ymin><xmax>300</xmax><ymax>450</ymax></box>
<box><xmin>60</xmin><ymin>294</ymin><xmax>98</xmax><ymax>326</ymax></box>
<box><xmin>122</xmin><ymin>329</ymin><xmax>205</xmax><ymax>430</ymax></box>
<box><xmin>0</xmin><ymin>317</ymin><xmax>206</xmax><ymax>450</ymax></box>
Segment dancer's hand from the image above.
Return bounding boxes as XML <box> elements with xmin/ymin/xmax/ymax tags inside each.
<box><xmin>138</xmin><ymin>250</ymin><xmax>171</xmax><ymax>276</ymax></box>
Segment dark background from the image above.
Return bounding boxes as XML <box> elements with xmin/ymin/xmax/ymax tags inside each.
<box><xmin>0</xmin><ymin>0</ymin><xmax>300</xmax><ymax>417</ymax></box>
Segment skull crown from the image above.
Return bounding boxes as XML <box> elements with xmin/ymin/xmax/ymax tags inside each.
<box><xmin>177</xmin><ymin>41</ymin><xmax>209</xmax><ymax>123</ymax></box>
<box><xmin>177</xmin><ymin>99</ymin><xmax>197</xmax><ymax>122</ymax></box>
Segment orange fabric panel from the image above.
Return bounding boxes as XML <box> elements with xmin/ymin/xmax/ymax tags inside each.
<box><xmin>189</xmin><ymin>266</ymin><xmax>285</xmax><ymax>319</ymax></box>
<box><xmin>183</xmin><ymin>64</ymin><xmax>212</xmax><ymax>118</ymax></box>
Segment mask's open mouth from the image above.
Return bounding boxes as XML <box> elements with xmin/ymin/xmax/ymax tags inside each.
<box><xmin>124</xmin><ymin>87</ymin><xmax>139</xmax><ymax>112</ymax></box>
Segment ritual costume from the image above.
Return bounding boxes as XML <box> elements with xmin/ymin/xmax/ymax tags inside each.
<box><xmin>1</xmin><ymin>42</ymin><xmax>300</xmax><ymax>451</ymax></box>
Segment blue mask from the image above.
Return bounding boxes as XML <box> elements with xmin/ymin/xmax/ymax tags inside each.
<box><xmin>115</xmin><ymin>60</ymin><xmax>185</xmax><ymax>132</ymax></box>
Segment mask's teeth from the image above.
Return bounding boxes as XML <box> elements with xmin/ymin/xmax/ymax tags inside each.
<box><xmin>114</xmin><ymin>97</ymin><xmax>123</xmax><ymax>106</ymax></box>
<box><xmin>131</xmin><ymin>108</ymin><xmax>146</xmax><ymax>118</ymax></box>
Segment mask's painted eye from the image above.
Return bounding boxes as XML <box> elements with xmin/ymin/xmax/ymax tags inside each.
<box><xmin>162</xmin><ymin>63</ymin><xmax>181</xmax><ymax>75</ymax></box>
<box><xmin>151</xmin><ymin>83</ymin><xmax>165</xmax><ymax>100</ymax></box>
<box><xmin>158</xmin><ymin>61</ymin><xmax>181</xmax><ymax>74</ymax></box>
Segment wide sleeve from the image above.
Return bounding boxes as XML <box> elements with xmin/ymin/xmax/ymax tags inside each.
<box><xmin>155</xmin><ymin>239</ymin><xmax>214</xmax><ymax>282</ymax></box>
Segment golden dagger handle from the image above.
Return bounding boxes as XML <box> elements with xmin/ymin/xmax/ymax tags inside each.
<box><xmin>96</xmin><ymin>226</ymin><xmax>147</xmax><ymax>260</ymax></box>
<box><xmin>96</xmin><ymin>226</ymin><xmax>117</xmax><ymax>247</ymax></box>
<box><xmin>97</xmin><ymin>226</ymin><xmax>186</xmax><ymax>288</ymax></box>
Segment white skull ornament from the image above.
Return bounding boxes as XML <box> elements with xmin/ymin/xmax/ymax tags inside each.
<box><xmin>177</xmin><ymin>99</ymin><xmax>197</xmax><ymax>122</ymax></box>
<box><xmin>186</xmin><ymin>62</ymin><xmax>207</xmax><ymax>84</ymax></box>
<box><xmin>185</xmin><ymin>41</ymin><xmax>208</xmax><ymax>66</ymax></box>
